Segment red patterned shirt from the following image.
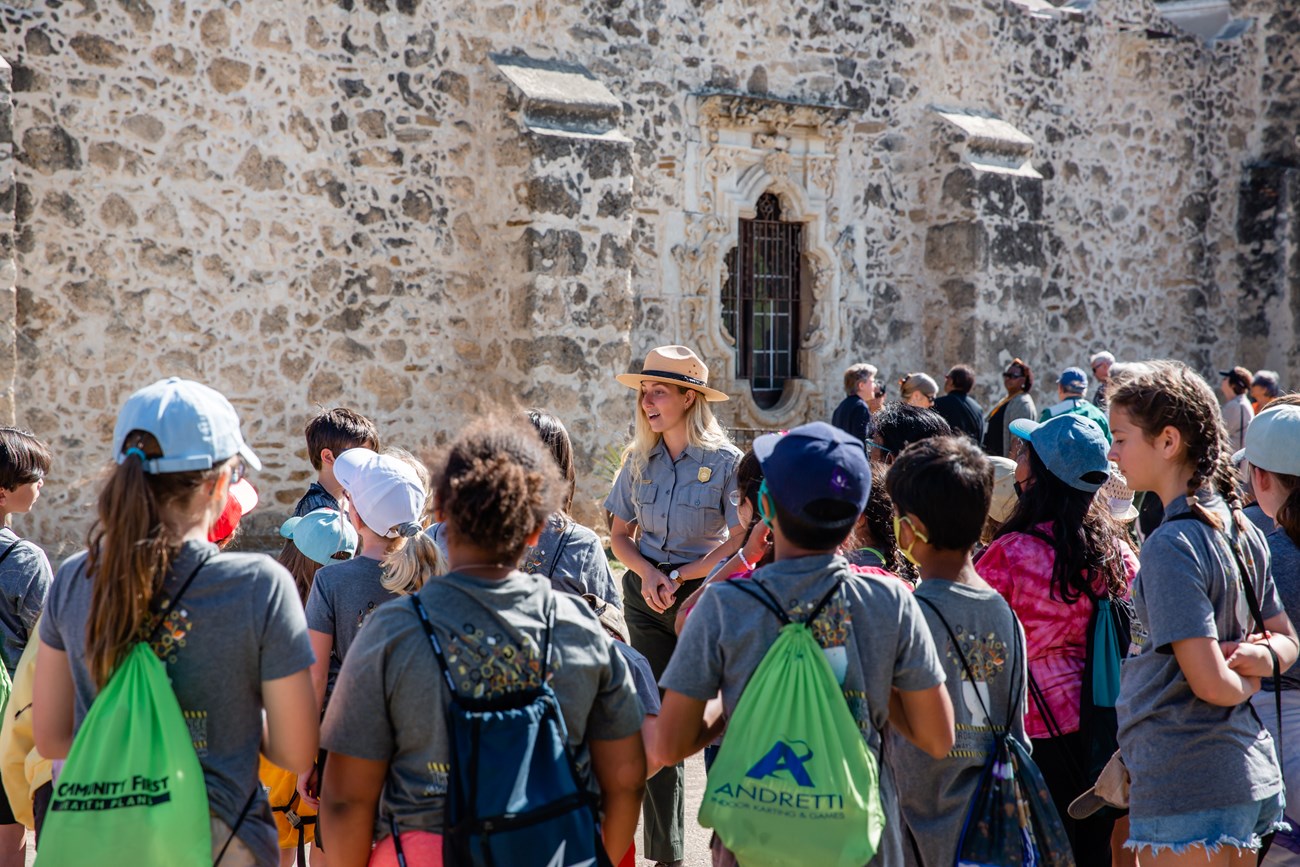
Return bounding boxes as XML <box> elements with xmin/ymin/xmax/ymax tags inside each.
<box><xmin>977</xmin><ymin>525</ymin><xmax>1138</xmax><ymax>739</ymax></box>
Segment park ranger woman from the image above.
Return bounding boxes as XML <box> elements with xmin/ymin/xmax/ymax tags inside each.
<box><xmin>605</xmin><ymin>345</ymin><xmax>744</xmax><ymax>867</ymax></box>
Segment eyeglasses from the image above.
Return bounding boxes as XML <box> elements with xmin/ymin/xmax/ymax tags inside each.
<box><xmin>868</xmin><ymin>440</ymin><xmax>893</xmax><ymax>455</ymax></box>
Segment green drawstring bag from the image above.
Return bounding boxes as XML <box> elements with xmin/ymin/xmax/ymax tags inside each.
<box><xmin>37</xmin><ymin>556</ymin><xmax>214</xmax><ymax>867</ymax></box>
<box><xmin>699</xmin><ymin>580</ymin><xmax>885</xmax><ymax>867</ymax></box>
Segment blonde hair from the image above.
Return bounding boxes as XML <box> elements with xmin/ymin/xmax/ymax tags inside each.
<box><xmin>620</xmin><ymin>386</ymin><xmax>733</xmax><ymax>482</ymax></box>
<box><xmin>378</xmin><ymin>446</ymin><xmax>444</xmax><ymax>595</ymax></box>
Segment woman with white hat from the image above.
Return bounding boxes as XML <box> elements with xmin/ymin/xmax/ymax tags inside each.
<box><xmin>604</xmin><ymin>345</ymin><xmax>743</xmax><ymax>867</ymax></box>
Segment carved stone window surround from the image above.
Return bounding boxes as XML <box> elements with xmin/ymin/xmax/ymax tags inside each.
<box><xmin>672</xmin><ymin>93</ymin><xmax>853</xmax><ymax>429</ymax></box>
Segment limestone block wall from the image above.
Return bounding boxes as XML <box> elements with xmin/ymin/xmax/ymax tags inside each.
<box><xmin>1</xmin><ymin>0</ymin><xmax>1295</xmax><ymax>552</ymax></box>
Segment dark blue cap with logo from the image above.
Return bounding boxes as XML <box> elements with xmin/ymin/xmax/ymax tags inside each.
<box><xmin>752</xmin><ymin>421</ymin><xmax>871</xmax><ymax>527</ymax></box>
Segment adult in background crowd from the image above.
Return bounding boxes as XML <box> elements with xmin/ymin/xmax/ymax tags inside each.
<box><xmin>983</xmin><ymin>357</ymin><xmax>1036</xmax><ymax>460</ymax></box>
<box><xmin>899</xmin><ymin>372</ymin><xmax>939</xmax><ymax>408</ymax></box>
<box><xmin>1219</xmin><ymin>365</ymin><xmax>1255</xmax><ymax>453</ymax></box>
<box><xmin>832</xmin><ymin>362</ymin><xmax>877</xmax><ymax>442</ymax></box>
<box><xmin>933</xmin><ymin>364</ymin><xmax>985</xmax><ymax>443</ymax></box>
<box><xmin>1251</xmin><ymin>369</ymin><xmax>1281</xmax><ymax>414</ymax></box>
<box><xmin>605</xmin><ymin>345</ymin><xmax>744</xmax><ymax>867</ymax></box>
<box><xmin>1039</xmin><ymin>367</ymin><xmax>1111</xmax><ymax>441</ymax></box>
<box><xmin>1090</xmin><ymin>351</ymin><xmax>1115</xmax><ymax>409</ymax></box>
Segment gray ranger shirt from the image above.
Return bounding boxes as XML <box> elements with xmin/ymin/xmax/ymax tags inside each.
<box><xmin>604</xmin><ymin>440</ymin><xmax>742</xmax><ymax>564</ymax></box>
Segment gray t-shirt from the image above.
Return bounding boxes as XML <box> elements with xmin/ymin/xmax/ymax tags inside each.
<box><xmin>321</xmin><ymin>570</ymin><xmax>644</xmax><ymax>841</ymax></box>
<box><xmin>0</xmin><ymin>529</ymin><xmax>51</xmax><ymax>675</ymax></box>
<box><xmin>304</xmin><ymin>554</ymin><xmax>395</xmax><ymax>702</ymax></box>
<box><xmin>661</xmin><ymin>555</ymin><xmax>945</xmax><ymax>867</ymax></box>
<box><xmin>614</xmin><ymin>639</ymin><xmax>660</xmax><ymax>716</ymax></box>
<box><xmin>1116</xmin><ymin>493</ymin><xmax>1284</xmax><ymax>817</ymax></box>
<box><xmin>891</xmin><ymin>580</ymin><xmax>1028</xmax><ymax>867</ymax></box>
<box><xmin>40</xmin><ymin>542</ymin><xmax>314</xmax><ymax>866</ymax></box>
<box><xmin>603</xmin><ymin>441</ymin><xmax>742</xmax><ymax>564</ymax></box>
<box><xmin>1265</xmin><ymin>528</ymin><xmax>1300</xmax><ymax>691</ymax></box>
<box><xmin>522</xmin><ymin>515</ymin><xmax>621</xmax><ymax>609</ymax></box>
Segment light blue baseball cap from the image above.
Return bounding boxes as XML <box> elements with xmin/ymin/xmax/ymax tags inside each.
<box><xmin>1236</xmin><ymin>404</ymin><xmax>1300</xmax><ymax>477</ymax></box>
<box><xmin>1009</xmin><ymin>414</ymin><xmax>1111</xmax><ymax>493</ymax></box>
<box><xmin>112</xmin><ymin>377</ymin><xmax>261</xmax><ymax>474</ymax></box>
<box><xmin>280</xmin><ymin>508</ymin><xmax>359</xmax><ymax>566</ymax></box>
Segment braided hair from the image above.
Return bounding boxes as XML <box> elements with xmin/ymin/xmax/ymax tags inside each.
<box><xmin>1108</xmin><ymin>360</ymin><xmax>1239</xmax><ymax>529</ymax></box>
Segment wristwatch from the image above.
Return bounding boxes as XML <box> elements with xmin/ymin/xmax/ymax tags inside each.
<box><xmin>668</xmin><ymin>569</ymin><xmax>682</xmax><ymax>585</ymax></box>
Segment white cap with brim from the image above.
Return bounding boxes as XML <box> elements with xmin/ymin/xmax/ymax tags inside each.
<box><xmin>987</xmin><ymin>456</ymin><xmax>1019</xmax><ymax>524</ymax></box>
<box><xmin>1068</xmin><ymin>751</ymin><xmax>1129</xmax><ymax>819</ymax></box>
<box><xmin>1234</xmin><ymin>405</ymin><xmax>1300</xmax><ymax>477</ymax></box>
<box><xmin>334</xmin><ymin>448</ymin><xmax>426</xmax><ymax>539</ymax></box>
<box><xmin>113</xmin><ymin>377</ymin><xmax>261</xmax><ymax>473</ymax></box>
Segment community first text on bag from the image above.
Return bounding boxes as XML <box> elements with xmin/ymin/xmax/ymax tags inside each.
<box><xmin>700</xmin><ymin>578</ymin><xmax>886</xmax><ymax>867</ymax></box>
<box><xmin>35</xmin><ymin>556</ymin><xmax>214</xmax><ymax>867</ymax></box>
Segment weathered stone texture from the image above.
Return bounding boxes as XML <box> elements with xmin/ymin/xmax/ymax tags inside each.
<box><xmin>0</xmin><ymin>0</ymin><xmax>1296</xmax><ymax>550</ymax></box>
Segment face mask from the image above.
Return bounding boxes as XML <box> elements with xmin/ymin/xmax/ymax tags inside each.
<box><xmin>758</xmin><ymin>479</ymin><xmax>775</xmax><ymax>529</ymax></box>
<box><xmin>892</xmin><ymin>513</ymin><xmax>929</xmax><ymax>567</ymax></box>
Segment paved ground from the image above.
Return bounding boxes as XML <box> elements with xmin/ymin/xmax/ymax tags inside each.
<box><xmin>639</xmin><ymin>754</ymin><xmax>711</xmax><ymax>867</ymax></box>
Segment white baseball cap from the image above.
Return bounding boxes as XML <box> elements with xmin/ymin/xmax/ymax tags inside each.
<box><xmin>113</xmin><ymin>377</ymin><xmax>260</xmax><ymax>473</ymax></box>
<box><xmin>1236</xmin><ymin>405</ymin><xmax>1300</xmax><ymax>477</ymax></box>
<box><xmin>334</xmin><ymin>448</ymin><xmax>425</xmax><ymax>538</ymax></box>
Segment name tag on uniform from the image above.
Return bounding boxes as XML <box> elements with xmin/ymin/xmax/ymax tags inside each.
<box><xmin>698</xmin><ymin>467</ymin><xmax>712</xmax><ymax>483</ymax></box>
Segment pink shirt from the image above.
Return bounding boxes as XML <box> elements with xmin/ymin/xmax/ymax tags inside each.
<box><xmin>977</xmin><ymin>525</ymin><xmax>1138</xmax><ymax>739</ymax></box>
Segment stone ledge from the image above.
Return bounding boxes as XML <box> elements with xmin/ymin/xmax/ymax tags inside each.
<box><xmin>491</xmin><ymin>52</ymin><xmax>630</xmax><ymax>142</ymax></box>
<box><xmin>932</xmin><ymin>108</ymin><xmax>1043</xmax><ymax>179</ymax></box>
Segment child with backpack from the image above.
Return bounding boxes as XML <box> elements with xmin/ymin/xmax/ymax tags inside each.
<box><xmin>299</xmin><ymin>447</ymin><xmax>431</xmax><ymax>862</ymax></box>
<box><xmin>975</xmin><ymin>412</ymin><xmax>1138</xmax><ymax>865</ymax></box>
<box><xmin>0</xmin><ymin>428</ymin><xmax>52</xmax><ymax>866</ymax></box>
<box><xmin>884</xmin><ymin>436</ymin><xmax>1031</xmax><ymax>867</ymax></box>
<box><xmin>654</xmin><ymin>421</ymin><xmax>954</xmax><ymax>867</ymax></box>
<box><xmin>33</xmin><ymin>377</ymin><xmax>318</xmax><ymax>866</ymax></box>
<box><xmin>319</xmin><ymin>419</ymin><xmax>646</xmax><ymax>867</ymax></box>
<box><xmin>264</xmin><ymin>508</ymin><xmax>359</xmax><ymax>866</ymax></box>
<box><xmin>523</xmin><ymin>411</ymin><xmax>621</xmax><ymax>608</ymax></box>
<box><xmin>1107</xmin><ymin>362</ymin><xmax>1299</xmax><ymax>865</ymax></box>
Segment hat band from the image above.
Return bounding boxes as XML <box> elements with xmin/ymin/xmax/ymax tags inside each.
<box><xmin>640</xmin><ymin>368</ymin><xmax>708</xmax><ymax>388</ymax></box>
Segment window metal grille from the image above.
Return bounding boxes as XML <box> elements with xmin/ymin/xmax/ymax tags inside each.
<box><xmin>721</xmin><ymin>192</ymin><xmax>803</xmax><ymax>409</ymax></box>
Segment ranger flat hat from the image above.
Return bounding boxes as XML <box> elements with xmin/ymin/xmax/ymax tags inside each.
<box><xmin>616</xmin><ymin>345</ymin><xmax>729</xmax><ymax>402</ymax></box>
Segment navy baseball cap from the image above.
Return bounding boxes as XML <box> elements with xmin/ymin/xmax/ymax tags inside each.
<box><xmin>1057</xmin><ymin>367</ymin><xmax>1088</xmax><ymax>394</ymax></box>
<box><xmin>752</xmin><ymin>421</ymin><xmax>870</xmax><ymax>527</ymax></box>
<box><xmin>1009</xmin><ymin>414</ymin><xmax>1110</xmax><ymax>492</ymax></box>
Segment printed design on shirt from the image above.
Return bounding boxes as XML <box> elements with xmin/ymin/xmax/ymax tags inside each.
<box><xmin>424</xmin><ymin>762</ymin><xmax>449</xmax><ymax>797</ymax></box>
<box><xmin>842</xmin><ymin>690</ymin><xmax>872</xmax><ymax>736</ymax></box>
<box><xmin>183</xmin><ymin>709</ymin><xmax>209</xmax><ymax>758</ymax></box>
<box><xmin>147</xmin><ymin>604</ymin><xmax>192</xmax><ymax>665</ymax></box>
<box><xmin>444</xmin><ymin>623</ymin><xmax>560</xmax><ymax>701</ymax></box>
<box><xmin>355</xmin><ymin>600</ymin><xmax>377</xmax><ymax>631</ymax></box>
<box><xmin>943</xmin><ymin>625</ymin><xmax>1008</xmax><ymax>754</ymax></box>
<box><xmin>521</xmin><ymin>545</ymin><xmax>546</xmax><ymax>574</ymax></box>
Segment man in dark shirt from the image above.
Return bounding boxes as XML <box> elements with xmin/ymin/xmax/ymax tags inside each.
<box><xmin>932</xmin><ymin>364</ymin><xmax>985</xmax><ymax>443</ymax></box>
<box><xmin>831</xmin><ymin>362</ymin><xmax>876</xmax><ymax>443</ymax></box>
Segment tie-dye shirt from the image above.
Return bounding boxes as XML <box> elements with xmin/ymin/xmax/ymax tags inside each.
<box><xmin>977</xmin><ymin>524</ymin><xmax>1138</xmax><ymax>739</ymax></box>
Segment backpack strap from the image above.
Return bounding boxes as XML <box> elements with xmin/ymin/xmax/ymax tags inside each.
<box><xmin>145</xmin><ymin>549</ymin><xmax>215</xmax><ymax>648</ymax></box>
<box><xmin>723</xmin><ymin>577</ymin><xmax>842</xmax><ymax>628</ymax></box>
<box><xmin>545</xmin><ymin>523</ymin><xmax>576</xmax><ymax>582</ymax></box>
<box><xmin>410</xmin><ymin>595</ymin><xmax>458</xmax><ymax>694</ymax></box>
<box><xmin>0</xmin><ymin>540</ymin><xmax>25</xmax><ymax>671</ymax></box>
<box><xmin>213</xmin><ymin>786</ymin><xmax>258</xmax><ymax>866</ymax></box>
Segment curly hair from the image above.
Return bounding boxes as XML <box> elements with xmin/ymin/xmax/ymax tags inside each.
<box><xmin>1108</xmin><ymin>360</ymin><xmax>1239</xmax><ymax>530</ymax></box>
<box><xmin>435</xmin><ymin>418</ymin><xmax>564</xmax><ymax>563</ymax></box>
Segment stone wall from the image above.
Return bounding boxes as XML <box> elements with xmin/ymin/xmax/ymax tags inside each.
<box><xmin>2</xmin><ymin>0</ymin><xmax>1296</xmax><ymax>554</ymax></box>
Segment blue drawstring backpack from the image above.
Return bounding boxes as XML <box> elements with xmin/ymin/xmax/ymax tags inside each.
<box><xmin>406</xmin><ymin>594</ymin><xmax>612</xmax><ymax>867</ymax></box>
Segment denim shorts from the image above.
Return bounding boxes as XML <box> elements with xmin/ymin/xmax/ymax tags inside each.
<box><xmin>1127</xmin><ymin>792</ymin><xmax>1289</xmax><ymax>856</ymax></box>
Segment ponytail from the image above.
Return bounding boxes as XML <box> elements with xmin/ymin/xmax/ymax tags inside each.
<box><xmin>380</xmin><ymin>526</ymin><xmax>445</xmax><ymax>596</ymax></box>
<box><xmin>1270</xmin><ymin>472</ymin><xmax>1300</xmax><ymax>548</ymax></box>
<box><xmin>85</xmin><ymin>433</ymin><xmax>217</xmax><ymax>688</ymax></box>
